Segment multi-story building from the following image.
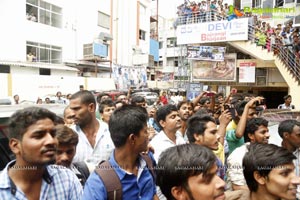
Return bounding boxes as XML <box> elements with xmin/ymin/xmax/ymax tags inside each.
<box><xmin>0</xmin><ymin>0</ymin><xmax>159</xmax><ymax>99</ymax></box>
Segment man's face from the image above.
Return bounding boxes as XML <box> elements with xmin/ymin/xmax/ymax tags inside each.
<box><xmin>133</xmin><ymin>124</ymin><xmax>149</xmax><ymax>153</ymax></box>
<box><xmin>56</xmin><ymin>144</ymin><xmax>76</xmax><ymax>167</ymax></box>
<box><xmin>69</xmin><ymin>98</ymin><xmax>93</xmax><ymax>127</ymax></box>
<box><xmin>264</xmin><ymin>163</ymin><xmax>300</xmax><ymax>200</ymax></box>
<box><xmin>101</xmin><ymin>106</ymin><xmax>115</xmax><ymax>123</ymax></box>
<box><xmin>178</xmin><ymin>103</ymin><xmax>193</xmax><ymax>121</ymax></box>
<box><xmin>117</xmin><ymin>95</ymin><xmax>128</xmax><ymax>104</ymax></box>
<box><xmin>182</xmin><ymin>164</ymin><xmax>225</xmax><ymax>200</ymax></box>
<box><xmin>248</xmin><ymin>125</ymin><xmax>270</xmax><ymax>144</ymax></box>
<box><xmin>12</xmin><ymin>118</ymin><xmax>58</xmax><ymax>166</ymax></box>
<box><xmin>286</xmin><ymin>125</ymin><xmax>300</xmax><ymax>150</ymax></box>
<box><xmin>247</xmin><ymin>107</ymin><xmax>258</xmax><ymax>120</ymax></box>
<box><xmin>64</xmin><ymin>108</ymin><xmax>75</xmax><ymax>126</ymax></box>
<box><xmin>285</xmin><ymin>97</ymin><xmax>292</xmax><ymax>105</ymax></box>
<box><xmin>195</xmin><ymin>121</ymin><xmax>219</xmax><ymax>150</ymax></box>
<box><xmin>160</xmin><ymin>111</ymin><xmax>181</xmax><ymax>133</ymax></box>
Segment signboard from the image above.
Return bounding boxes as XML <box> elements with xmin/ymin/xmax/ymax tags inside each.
<box><xmin>176</xmin><ymin>18</ymin><xmax>248</xmax><ymax>45</ymax></box>
<box><xmin>239</xmin><ymin>62</ymin><xmax>256</xmax><ymax>83</ymax></box>
<box><xmin>112</xmin><ymin>64</ymin><xmax>147</xmax><ymax>90</ymax></box>
<box><xmin>187</xmin><ymin>46</ymin><xmax>226</xmax><ymax>61</ymax></box>
<box><xmin>192</xmin><ymin>53</ymin><xmax>236</xmax><ymax>81</ymax></box>
<box><xmin>187</xmin><ymin>83</ymin><xmax>203</xmax><ymax>100</ymax></box>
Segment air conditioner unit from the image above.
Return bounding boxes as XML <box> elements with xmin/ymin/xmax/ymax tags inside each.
<box><xmin>83</xmin><ymin>72</ymin><xmax>92</xmax><ymax>77</ymax></box>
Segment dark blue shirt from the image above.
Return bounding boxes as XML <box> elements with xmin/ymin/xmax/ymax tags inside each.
<box><xmin>82</xmin><ymin>152</ymin><xmax>156</xmax><ymax>200</ymax></box>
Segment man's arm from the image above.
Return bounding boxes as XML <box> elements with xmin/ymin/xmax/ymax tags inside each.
<box><xmin>217</xmin><ymin>110</ymin><xmax>232</xmax><ymax>145</ymax></box>
<box><xmin>235</xmin><ymin>97</ymin><xmax>264</xmax><ymax>139</ymax></box>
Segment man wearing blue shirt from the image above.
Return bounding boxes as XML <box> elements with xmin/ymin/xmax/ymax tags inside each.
<box><xmin>82</xmin><ymin>105</ymin><xmax>158</xmax><ymax>200</ymax></box>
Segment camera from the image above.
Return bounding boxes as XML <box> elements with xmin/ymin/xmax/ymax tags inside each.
<box><xmin>255</xmin><ymin>99</ymin><xmax>266</xmax><ymax>106</ymax></box>
<box><xmin>224</xmin><ymin>104</ymin><xmax>236</xmax><ymax>118</ymax></box>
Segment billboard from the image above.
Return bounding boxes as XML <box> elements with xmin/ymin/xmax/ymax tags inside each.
<box><xmin>187</xmin><ymin>46</ymin><xmax>226</xmax><ymax>61</ymax></box>
<box><xmin>192</xmin><ymin>53</ymin><xmax>236</xmax><ymax>81</ymax></box>
<box><xmin>176</xmin><ymin>18</ymin><xmax>248</xmax><ymax>44</ymax></box>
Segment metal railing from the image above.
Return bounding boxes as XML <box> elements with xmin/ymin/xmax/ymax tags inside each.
<box><xmin>247</xmin><ymin>24</ymin><xmax>300</xmax><ymax>84</ymax></box>
<box><xmin>175</xmin><ymin>10</ymin><xmax>225</xmax><ymax>25</ymax></box>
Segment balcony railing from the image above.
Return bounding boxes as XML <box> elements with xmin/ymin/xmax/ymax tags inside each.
<box><xmin>247</xmin><ymin>24</ymin><xmax>300</xmax><ymax>84</ymax></box>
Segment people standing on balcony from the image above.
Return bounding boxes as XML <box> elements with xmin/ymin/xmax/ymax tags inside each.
<box><xmin>278</xmin><ymin>95</ymin><xmax>295</xmax><ymax>109</ymax></box>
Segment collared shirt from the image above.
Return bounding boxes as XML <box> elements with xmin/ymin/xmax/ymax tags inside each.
<box><xmin>82</xmin><ymin>151</ymin><xmax>156</xmax><ymax>200</ymax></box>
<box><xmin>278</xmin><ymin>103</ymin><xmax>295</xmax><ymax>109</ymax></box>
<box><xmin>0</xmin><ymin>161</ymin><xmax>82</xmax><ymax>200</ymax></box>
<box><xmin>150</xmin><ymin>130</ymin><xmax>186</xmax><ymax>162</ymax></box>
<box><xmin>175</xmin><ymin>130</ymin><xmax>189</xmax><ymax>143</ymax></box>
<box><xmin>71</xmin><ymin>120</ymin><xmax>114</xmax><ymax>167</ymax></box>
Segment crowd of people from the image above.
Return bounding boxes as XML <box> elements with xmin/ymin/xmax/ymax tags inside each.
<box><xmin>0</xmin><ymin>87</ymin><xmax>299</xmax><ymax>199</ymax></box>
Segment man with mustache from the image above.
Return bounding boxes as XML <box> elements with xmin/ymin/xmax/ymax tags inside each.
<box><xmin>227</xmin><ymin>117</ymin><xmax>270</xmax><ymax>191</ymax></box>
<box><xmin>55</xmin><ymin>124</ymin><xmax>89</xmax><ymax>187</ymax></box>
<box><xmin>0</xmin><ymin>107</ymin><xmax>82</xmax><ymax>199</ymax></box>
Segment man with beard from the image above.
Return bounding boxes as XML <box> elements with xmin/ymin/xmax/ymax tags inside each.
<box><xmin>227</xmin><ymin>117</ymin><xmax>270</xmax><ymax>191</ymax></box>
<box><xmin>0</xmin><ymin>107</ymin><xmax>82</xmax><ymax>199</ymax></box>
<box><xmin>69</xmin><ymin>90</ymin><xmax>114</xmax><ymax>169</ymax></box>
<box><xmin>176</xmin><ymin>100</ymin><xmax>194</xmax><ymax>142</ymax></box>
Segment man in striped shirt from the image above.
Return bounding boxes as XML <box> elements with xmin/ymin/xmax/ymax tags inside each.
<box><xmin>0</xmin><ymin>107</ymin><xmax>82</xmax><ymax>199</ymax></box>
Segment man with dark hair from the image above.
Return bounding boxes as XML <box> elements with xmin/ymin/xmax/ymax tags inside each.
<box><xmin>63</xmin><ymin>106</ymin><xmax>75</xmax><ymax>126</ymax></box>
<box><xmin>243</xmin><ymin>143</ymin><xmax>300</xmax><ymax>200</ymax></box>
<box><xmin>156</xmin><ymin>144</ymin><xmax>226</xmax><ymax>200</ymax></box>
<box><xmin>69</xmin><ymin>90</ymin><xmax>114</xmax><ymax>167</ymax></box>
<box><xmin>0</xmin><ymin>107</ymin><xmax>82</xmax><ymax>199</ymax></box>
<box><xmin>278</xmin><ymin>95</ymin><xmax>295</xmax><ymax>109</ymax></box>
<box><xmin>55</xmin><ymin>124</ymin><xmax>90</xmax><ymax>186</ymax></box>
<box><xmin>150</xmin><ymin>104</ymin><xmax>185</xmax><ymax>162</ymax></box>
<box><xmin>226</xmin><ymin>97</ymin><xmax>264</xmax><ymax>154</ymax></box>
<box><xmin>176</xmin><ymin>100</ymin><xmax>194</xmax><ymax>142</ymax></box>
<box><xmin>82</xmin><ymin>105</ymin><xmax>158</xmax><ymax>200</ymax></box>
<box><xmin>131</xmin><ymin>95</ymin><xmax>147</xmax><ymax>108</ymax></box>
<box><xmin>227</xmin><ymin>117</ymin><xmax>269</xmax><ymax>190</ymax></box>
<box><xmin>98</xmin><ymin>99</ymin><xmax>115</xmax><ymax>124</ymax></box>
<box><xmin>278</xmin><ymin>119</ymin><xmax>300</xmax><ymax>176</ymax></box>
<box><xmin>186</xmin><ymin>112</ymin><xmax>231</xmax><ymax>177</ymax></box>
<box><xmin>96</xmin><ymin>92</ymin><xmax>110</xmax><ymax>104</ymax></box>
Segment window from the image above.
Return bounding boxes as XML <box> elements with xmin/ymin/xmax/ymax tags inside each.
<box><xmin>139</xmin><ymin>29</ymin><xmax>146</xmax><ymax>40</ymax></box>
<box><xmin>0</xmin><ymin>65</ymin><xmax>10</xmax><ymax>73</ymax></box>
<box><xmin>98</xmin><ymin>11</ymin><xmax>110</xmax><ymax>29</ymax></box>
<box><xmin>27</xmin><ymin>41</ymin><xmax>62</xmax><ymax>64</ymax></box>
<box><xmin>167</xmin><ymin>38</ymin><xmax>177</xmax><ymax>48</ymax></box>
<box><xmin>159</xmin><ymin>42</ymin><xmax>163</xmax><ymax>49</ymax></box>
<box><xmin>39</xmin><ymin>68</ymin><xmax>51</xmax><ymax>75</ymax></box>
<box><xmin>26</xmin><ymin>0</ymin><xmax>62</xmax><ymax>28</ymax></box>
<box><xmin>275</xmin><ymin>0</ymin><xmax>283</xmax><ymax>7</ymax></box>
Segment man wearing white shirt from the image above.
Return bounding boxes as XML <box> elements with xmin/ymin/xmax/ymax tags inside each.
<box><xmin>150</xmin><ymin>104</ymin><xmax>185</xmax><ymax>163</ymax></box>
<box><xmin>69</xmin><ymin>90</ymin><xmax>114</xmax><ymax>171</ymax></box>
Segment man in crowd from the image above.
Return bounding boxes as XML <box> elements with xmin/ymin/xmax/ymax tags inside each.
<box><xmin>150</xmin><ymin>104</ymin><xmax>185</xmax><ymax>162</ymax></box>
<box><xmin>176</xmin><ymin>100</ymin><xmax>194</xmax><ymax>142</ymax></box>
<box><xmin>156</xmin><ymin>144</ymin><xmax>226</xmax><ymax>200</ymax></box>
<box><xmin>82</xmin><ymin>105</ymin><xmax>158</xmax><ymax>199</ymax></box>
<box><xmin>55</xmin><ymin>124</ymin><xmax>90</xmax><ymax>186</ymax></box>
<box><xmin>0</xmin><ymin>107</ymin><xmax>82</xmax><ymax>199</ymax></box>
<box><xmin>98</xmin><ymin>99</ymin><xmax>115</xmax><ymax>124</ymax></box>
<box><xmin>227</xmin><ymin>117</ymin><xmax>269</xmax><ymax>190</ymax></box>
<box><xmin>69</xmin><ymin>90</ymin><xmax>114</xmax><ymax>168</ymax></box>
<box><xmin>243</xmin><ymin>143</ymin><xmax>300</xmax><ymax>200</ymax></box>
